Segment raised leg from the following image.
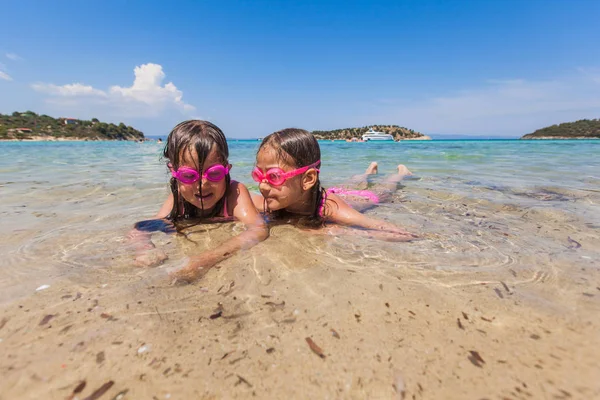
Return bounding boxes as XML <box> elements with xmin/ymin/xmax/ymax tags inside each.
<box><xmin>365</xmin><ymin>162</ymin><xmax>378</xmax><ymax>175</ymax></box>
<box><xmin>373</xmin><ymin>164</ymin><xmax>413</xmax><ymax>200</ymax></box>
<box><xmin>348</xmin><ymin>162</ymin><xmax>378</xmax><ymax>189</ymax></box>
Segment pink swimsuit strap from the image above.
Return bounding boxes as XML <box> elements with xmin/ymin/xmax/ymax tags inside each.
<box><xmin>318</xmin><ymin>187</ymin><xmax>380</xmax><ymax>217</ymax></box>
<box><xmin>222</xmin><ymin>195</ymin><xmax>229</xmax><ymax>218</ymax></box>
<box><xmin>318</xmin><ymin>189</ymin><xmax>328</xmax><ymax>217</ymax></box>
<box><xmin>326</xmin><ymin>187</ymin><xmax>380</xmax><ymax>203</ymax></box>
<box><xmin>221</xmin><ymin>179</ymin><xmax>237</xmax><ymax>218</ymax></box>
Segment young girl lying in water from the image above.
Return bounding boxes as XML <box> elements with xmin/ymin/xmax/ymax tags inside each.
<box><xmin>251</xmin><ymin>128</ymin><xmax>417</xmax><ymax>241</ymax></box>
<box><xmin>130</xmin><ymin>120</ymin><xmax>268</xmax><ymax>282</ymax></box>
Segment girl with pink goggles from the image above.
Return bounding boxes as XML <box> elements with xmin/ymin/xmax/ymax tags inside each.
<box><xmin>170</xmin><ymin>164</ymin><xmax>230</xmax><ymax>184</ymax></box>
<box><xmin>251</xmin><ymin>161</ymin><xmax>320</xmax><ymax>186</ymax></box>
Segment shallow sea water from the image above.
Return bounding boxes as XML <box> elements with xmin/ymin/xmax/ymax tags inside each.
<box><xmin>1</xmin><ymin>139</ymin><xmax>598</xmax><ymax>303</ymax></box>
<box><xmin>1</xmin><ymin>139</ymin><xmax>599</xmax><ymax>398</ymax></box>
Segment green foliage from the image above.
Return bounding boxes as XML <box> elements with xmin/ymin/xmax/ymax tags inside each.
<box><xmin>312</xmin><ymin>124</ymin><xmax>424</xmax><ymax>140</ymax></box>
<box><xmin>0</xmin><ymin>112</ymin><xmax>145</xmax><ymax>141</ymax></box>
<box><xmin>522</xmin><ymin>119</ymin><xmax>600</xmax><ymax>139</ymax></box>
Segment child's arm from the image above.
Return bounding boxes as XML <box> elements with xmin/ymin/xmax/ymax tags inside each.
<box><xmin>155</xmin><ymin>194</ymin><xmax>174</xmax><ymax>219</ymax></box>
<box><xmin>171</xmin><ymin>182</ymin><xmax>269</xmax><ymax>283</ymax></box>
<box><xmin>129</xmin><ymin>194</ymin><xmax>174</xmax><ymax>267</ymax></box>
<box><xmin>251</xmin><ymin>194</ymin><xmax>265</xmax><ymax>212</ymax></box>
<box><xmin>323</xmin><ymin>193</ymin><xmax>417</xmax><ymax>241</ymax></box>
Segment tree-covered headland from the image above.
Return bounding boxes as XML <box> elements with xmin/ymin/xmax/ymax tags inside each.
<box><xmin>312</xmin><ymin>125</ymin><xmax>427</xmax><ymax>141</ymax></box>
<box><xmin>0</xmin><ymin>111</ymin><xmax>144</xmax><ymax>141</ymax></box>
<box><xmin>521</xmin><ymin>119</ymin><xmax>600</xmax><ymax>139</ymax></box>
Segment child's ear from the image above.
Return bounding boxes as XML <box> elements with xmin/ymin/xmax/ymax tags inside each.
<box><xmin>228</xmin><ymin>163</ymin><xmax>232</xmax><ymax>171</ymax></box>
<box><xmin>302</xmin><ymin>169</ymin><xmax>318</xmax><ymax>191</ymax></box>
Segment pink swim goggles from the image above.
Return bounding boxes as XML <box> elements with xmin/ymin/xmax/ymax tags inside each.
<box><xmin>252</xmin><ymin>161</ymin><xmax>320</xmax><ymax>186</ymax></box>
<box><xmin>170</xmin><ymin>164</ymin><xmax>229</xmax><ymax>184</ymax></box>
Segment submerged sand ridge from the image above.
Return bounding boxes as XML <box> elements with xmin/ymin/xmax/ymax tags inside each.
<box><xmin>1</xmin><ymin>182</ymin><xmax>600</xmax><ymax>399</ymax></box>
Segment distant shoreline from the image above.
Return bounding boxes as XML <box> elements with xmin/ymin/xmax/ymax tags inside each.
<box><xmin>3</xmin><ymin>136</ymin><xmax>599</xmax><ymax>143</ymax></box>
<box><xmin>0</xmin><ymin>136</ymin><xmax>152</xmax><ymax>142</ymax></box>
<box><xmin>520</xmin><ymin>118</ymin><xmax>600</xmax><ymax>139</ymax></box>
<box><xmin>520</xmin><ymin>136</ymin><xmax>599</xmax><ymax>140</ymax></box>
<box><xmin>1</xmin><ymin>111</ymin><xmax>145</xmax><ymax>141</ymax></box>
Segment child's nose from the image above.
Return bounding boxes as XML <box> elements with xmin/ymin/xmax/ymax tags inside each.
<box><xmin>200</xmin><ymin>177</ymin><xmax>212</xmax><ymax>188</ymax></box>
<box><xmin>258</xmin><ymin>180</ymin><xmax>271</xmax><ymax>191</ymax></box>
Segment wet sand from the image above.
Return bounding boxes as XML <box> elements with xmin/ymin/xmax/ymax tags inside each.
<box><xmin>2</xmin><ymin>187</ymin><xmax>600</xmax><ymax>399</ymax></box>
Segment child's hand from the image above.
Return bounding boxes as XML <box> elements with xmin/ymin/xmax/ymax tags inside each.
<box><xmin>134</xmin><ymin>247</ymin><xmax>168</xmax><ymax>267</ymax></box>
<box><xmin>128</xmin><ymin>227</ymin><xmax>169</xmax><ymax>267</ymax></box>
<box><xmin>168</xmin><ymin>254</ymin><xmax>217</xmax><ymax>284</ymax></box>
<box><xmin>383</xmin><ymin>227</ymin><xmax>419</xmax><ymax>240</ymax></box>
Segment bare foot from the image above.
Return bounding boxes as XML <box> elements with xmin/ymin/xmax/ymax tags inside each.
<box><xmin>365</xmin><ymin>162</ymin><xmax>378</xmax><ymax>175</ymax></box>
<box><xmin>397</xmin><ymin>164</ymin><xmax>412</xmax><ymax>176</ymax></box>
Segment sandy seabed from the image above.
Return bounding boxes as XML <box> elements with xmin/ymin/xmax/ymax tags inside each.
<box><xmin>1</xmin><ymin>217</ymin><xmax>599</xmax><ymax>400</ymax></box>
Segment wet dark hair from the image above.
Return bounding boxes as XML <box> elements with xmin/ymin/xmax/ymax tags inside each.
<box><xmin>257</xmin><ymin>128</ymin><xmax>327</xmax><ymax>227</ymax></box>
<box><xmin>163</xmin><ymin>120</ymin><xmax>230</xmax><ymax>222</ymax></box>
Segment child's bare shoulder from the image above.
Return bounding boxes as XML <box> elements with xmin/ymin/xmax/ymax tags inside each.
<box><xmin>229</xmin><ymin>179</ymin><xmax>250</xmax><ymax>194</ymax></box>
<box><xmin>227</xmin><ymin>180</ymin><xmax>253</xmax><ymax>206</ymax></box>
<box><xmin>323</xmin><ymin>193</ymin><xmax>353</xmax><ymax>217</ymax></box>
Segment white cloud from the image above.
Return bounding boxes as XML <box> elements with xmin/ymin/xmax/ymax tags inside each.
<box><xmin>31</xmin><ymin>63</ymin><xmax>195</xmax><ymax>118</ymax></box>
<box><xmin>0</xmin><ymin>71</ymin><xmax>12</xmax><ymax>81</ymax></box>
<box><xmin>373</xmin><ymin>69</ymin><xmax>600</xmax><ymax>136</ymax></box>
<box><xmin>0</xmin><ymin>62</ymin><xmax>11</xmax><ymax>81</ymax></box>
<box><xmin>5</xmin><ymin>53</ymin><xmax>22</xmax><ymax>61</ymax></box>
<box><xmin>31</xmin><ymin>82</ymin><xmax>107</xmax><ymax>97</ymax></box>
<box><xmin>109</xmin><ymin>63</ymin><xmax>194</xmax><ymax>112</ymax></box>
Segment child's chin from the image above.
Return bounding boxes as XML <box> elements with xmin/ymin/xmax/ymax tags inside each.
<box><xmin>191</xmin><ymin>196</ymin><xmax>216</xmax><ymax>209</ymax></box>
<box><xmin>266</xmin><ymin>198</ymin><xmax>282</xmax><ymax>210</ymax></box>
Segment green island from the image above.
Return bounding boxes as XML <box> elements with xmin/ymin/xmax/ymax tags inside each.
<box><xmin>0</xmin><ymin>111</ymin><xmax>144</xmax><ymax>141</ymax></box>
<box><xmin>312</xmin><ymin>125</ymin><xmax>430</xmax><ymax>141</ymax></box>
<box><xmin>521</xmin><ymin>119</ymin><xmax>600</xmax><ymax>139</ymax></box>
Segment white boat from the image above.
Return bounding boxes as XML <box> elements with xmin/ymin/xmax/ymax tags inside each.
<box><xmin>361</xmin><ymin>128</ymin><xmax>394</xmax><ymax>141</ymax></box>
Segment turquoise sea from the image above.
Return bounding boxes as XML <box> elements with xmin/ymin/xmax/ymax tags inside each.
<box><xmin>1</xmin><ymin>139</ymin><xmax>599</xmax><ymax>302</ymax></box>
<box><xmin>1</xmin><ymin>139</ymin><xmax>600</xmax><ymax>398</ymax></box>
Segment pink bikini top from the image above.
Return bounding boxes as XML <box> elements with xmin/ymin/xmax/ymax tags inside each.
<box><xmin>318</xmin><ymin>187</ymin><xmax>380</xmax><ymax>217</ymax></box>
<box><xmin>222</xmin><ymin>197</ymin><xmax>229</xmax><ymax>218</ymax></box>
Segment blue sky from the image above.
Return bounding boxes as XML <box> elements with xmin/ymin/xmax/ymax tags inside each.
<box><xmin>1</xmin><ymin>0</ymin><xmax>599</xmax><ymax>138</ymax></box>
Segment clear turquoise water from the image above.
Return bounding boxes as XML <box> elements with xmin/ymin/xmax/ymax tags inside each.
<box><xmin>2</xmin><ymin>139</ymin><xmax>597</xmax><ymax>194</ymax></box>
<box><xmin>1</xmin><ymin>139</ymin><xmax>599</xmax><ymax>304</ymax></box>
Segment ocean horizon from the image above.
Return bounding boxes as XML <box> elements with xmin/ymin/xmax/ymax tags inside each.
<box><xmin>144</xmin><ymin>135</ymin><xmax>528</xmax><ymax>141</ymax></box>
